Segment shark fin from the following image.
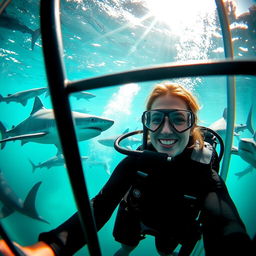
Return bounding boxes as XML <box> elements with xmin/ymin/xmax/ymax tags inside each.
<box><xmin>0</xmin><ymin>132</ymin><xmax>48</xmax><ymax>145</ymax></box>
<box><xmin>30</xmin><ymin>96</ymin><xmax>44</xmax><ymax>115</ymax></box>
<box><xmin>246</xmin><ymin>105</ymin><xmax>254</xmax><ymax>135</ymax></box>
<box><xmin>56</xmin><ymin>149</ymin><xmax>62</xmax><ymax>156</ymax></box>
<box><xmin>122</xmin><ymin>128</ymin><xmax>129</xmax><ymax>134</ymax></box>
<box><xmin>0</xmin><ymin>122</ymin><xmax>7</xmax><ymax>149</ymax></box>
<box><xmin>31</xmin><ymin>28</ymin><xmax>40</xmax><ymax>50</ymax></box>
<box><xmin>20</xmin><ymin>99</ymin><xmax>28</xmax><ymax>106</ymax></box>
<box><xmin>24</xmin><ymin>181</ymin><xmax>49</xmax><ymax>224</ymax></box>
<box><xmin>0</xmin><ymin>94</ymin><xmax>3</xmax><ymax>102</ymax></box>
<box><xmin>231</xmin><ymin>146</ymin><xmax>238</xmax><ymax>155</ymax></box>
<box><xmin>223</xmin><ymin>108</ymin><xmax>227</xmax><ymax>120</ymax></box>
<box><xmin>0</xmin><ymin>206</ymin><xmax>14</xmax><ymax>219</ymax></box>
<box><xmin>28</xmin><ymin>159</ymin><xmax>37</xmax><ymax>172</ymax></box>
<box><xmin>235</xmin><ymin>165</ymin><xmax>254</xmax><ymax>179</ymax></box>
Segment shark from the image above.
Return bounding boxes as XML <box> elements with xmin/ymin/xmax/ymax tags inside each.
<box><xmin>0</xmin><ymin>11</ymin><xmax>40</xmax><ymax>50</ymax></box>
<box><xmin>86</xmin><ymin>157</ymin><xmax>111</xmax><ymax>175</ymax></box>
<box><xmin>45</xmin><ymin>91</ymin><xmax>96</xmax><ymax>101</ymax></box>
<box><xmin>29</xmin><ymin>151</ymin><xmax>88</xmax><ymax>172</ymax></box>
<box><xmin>232</xmin><ymin>132</ymin><xmax>256</xmax><ymax>178</ymax></box>
<box><xmin>209</xmin><ymin>106</ymin><xmax>254</xmax><ymax>140</ymax></box>
<box><xmin>234</xmin><ymin>165</ymin><xmax>254</xmax><ymax>179</ymax></box>
<box><xmin>0</xmin><ymin>96</ymin><xmax>114</xmax><ymax>149</ymax></box>
<box><xmin>71</xmin><ymin>92</ymin><xmax>96</xmax><ymax>101</ymax></box>
<box><xmin>0</xmin><ymin>170</ymin><xmax>48</xmax><ymax>223</ymax></box>
<box><xmin>0</xmin><ymin>87</ymin><xmax>48</xmax><ymax>106</ymax></box>
<box><xmin>98</xmin><ymin>128</ymin><xmax>141</xmax><ymax>149</ymax></box>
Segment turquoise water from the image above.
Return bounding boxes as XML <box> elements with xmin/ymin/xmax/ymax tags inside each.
<box><xmin>0</xmin><ymin>0</ymin><xmax>255</xmax><ymax>255</ymax></box>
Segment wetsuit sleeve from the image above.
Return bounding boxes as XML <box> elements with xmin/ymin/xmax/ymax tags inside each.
<box><xmin>201</xmin><ymin>172</ymin><xmax>253</xmax><ymax>256</ymax></box>
<box><xmin>39</xmin><ymin>156</ymin><xmax>137</xmax><ymax>256</ymax></box>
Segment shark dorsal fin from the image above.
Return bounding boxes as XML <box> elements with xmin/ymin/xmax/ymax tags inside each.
<box><xmin>56</xmin><ymin>149</ymin><xmax>62</xmax><ymax>156</ymax></box>
<box><xmin>246</xmin><ymin>105</ymin><xmax>254</xmax><ymax>135</ymax></box>
<box><xmin>30</xmin><ymin>96</ymin><xmax>44</xmax><ymax>115</ymax></box>
<box><xmin>223</xmin><ymin>108</ymin><xmax>227</xmax><ymax>120</ymax></box>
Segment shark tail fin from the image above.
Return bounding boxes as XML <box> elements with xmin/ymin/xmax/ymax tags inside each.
<box><xmin>246</xmin><ymin>105</ymin><xmax>254</xmax><ymax>135</ymax></box>
<box><xmin>29</xmin><ymin>159</ymin><xmax>37</xmax><ymax>172</ymax></box>
<box><xmin>0</xmin><ymin>94</ymin><xmax>3</xmax><ymax>102</ymax></box>
<box><xmin>0</xmin><ymin>122</ymin><xmax>7</xmax><ymax>149</ymax></box>
<box><xmin>24</xmin><ymin>181</ymin><xmax>49</xmax><ymax>224</ymax></box>
<box><xmin>31</xmin><ymin>28</ymin><xmax>40</xmax><ymax>50</ymax></box>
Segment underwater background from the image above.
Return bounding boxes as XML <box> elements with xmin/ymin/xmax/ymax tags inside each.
<box><xmin>0</xmin><ymin>0</ymin><xmax>255</xmax><ymax>255</ymax></box>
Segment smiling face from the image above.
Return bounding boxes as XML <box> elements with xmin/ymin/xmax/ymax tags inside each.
<box><xmin>149</xmin><ymin>94</ymin><xmax>191</xmax><ymax>157</ymax></box>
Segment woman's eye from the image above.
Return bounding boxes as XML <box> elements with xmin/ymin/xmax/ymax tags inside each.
<box><xmin>151</xmin><ymin>116</ymin><xmax>162</xmax><ymax>124</ymax></box>
<box><xmin>173</xmin><ymin>116</ymin><xmax>186</xmax><ymax>124</ymax></box>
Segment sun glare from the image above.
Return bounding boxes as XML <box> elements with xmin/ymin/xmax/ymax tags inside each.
<box><xmin>145</xmin><ymin>0</ymin><xmax>216</xmax><ymax>35</ymax></box>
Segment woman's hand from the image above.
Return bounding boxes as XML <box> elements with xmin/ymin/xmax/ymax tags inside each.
<box><xmin>0</xmin><ymin>240</ymin><xmax>55</xmax><ymax>256</ymax></box>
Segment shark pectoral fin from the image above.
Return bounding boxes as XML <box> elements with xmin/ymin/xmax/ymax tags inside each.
<box><xmin>23</xmin><ymin>181</ymin><xmax>49</xmax><ymax>224</ymax></box>
<box><xmin>31</xmin><ymin>28</ymin><xmax>41</xmax><ymax>50</ymax></box>
<box><xmin>235</xmin><ymin>165</ymin><xmax>254</xmax><ymax>179</ymax></box>
<box><xmin>0</xmin><ymin>206</ymin><xmax>14</xmax><ymax>218</ymax></box>
<box><xmin>0</xmin><ymin>132</ymin><xmax>48</xmax><ymax>145</ymax></box>
<box><xmin>20</xmin><ymin>99</ymin><xmax>28</xmax><ymax>106</ymax></box>
<box><xmin>0</xmin><ymin>122</ymin><xmax>7</xmax><ymax>149</ymax></box>
<box><xmin>231</xmin><ymin>146</ymin><xmax>238</xmax><ymax>155</ymax></box>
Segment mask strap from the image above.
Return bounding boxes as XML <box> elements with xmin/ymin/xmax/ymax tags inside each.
<box><xmin>142</xmin><ymin>125</ymin><xmax>148</xmax><ymax>150</ymax></box>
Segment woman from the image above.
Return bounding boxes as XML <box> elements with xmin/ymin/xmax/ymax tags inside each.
<box><xmin>0</xmin><ymin>83</ymin><xmax>253</xmax><ymax>256</ymax></box>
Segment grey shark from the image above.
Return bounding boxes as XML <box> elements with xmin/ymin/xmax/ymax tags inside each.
<box><xmin>86</xmin><ymin>157</ymin><xmax>111</xmax><ymax>175</ymax></box>
<box><xmin>209</xmin><ymin>106</ymin><xmax>254</xmax><ymax>140</ymax></box>
<box><xmin>29</xmin><ymin>152</ymin><xmax>88</xmax><ymax>172</ymax></box>
<box><xmin>0</xmin><ymin>96</ymin><xmax>114</xmax><ymax>149</ymax></box>
<box><xmin>0</xmin><ymin>12</ymin><xmax>40</xmax><ymax>50</ymax></box>
<box><xmin>98</xmin><ymin>128</ymin><xmax>141</xmax><ymax>148</ymax></box>
<box><xmin>71</xmin><ymin>92</ymin><xmax>96</xmax><ymax>101</ymax></box>
<box><xmin>45</xmin><ymin>91</ymin><xmax>96</xmax><ymax>101</ymax></box>
<box><xmin>232</xmin><ymin>133</ymin><xmax>256</xmax><ymax>167</ymax></box>
<box><xmin>232</xmin><ymin>132</ymin><xmax>256</xmax><ymax>178</ymax></box>
<box><xmin>0</xmin><ymin>170</ymin><xmax>48</xmax><ymax>223</ymax></box>
<box><xmin>0</xmin><ymin>87</ymin><xmax>47</xmax><ymax>106</ymax></box>
<box><xmin>234</xmin><ymin>165</ymin><xmax>254</xmax><ymax>179</ymax></box>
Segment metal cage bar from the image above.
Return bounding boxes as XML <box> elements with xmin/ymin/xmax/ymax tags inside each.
<box><xmin>215</xmin><ymin>0</ymin><xmax>236</xmax><ymax>181</ymax></box>
<box><xmin>40</xmin><ymin>1</ymin><xmax>101</xmax><ymax>255</ymax></box>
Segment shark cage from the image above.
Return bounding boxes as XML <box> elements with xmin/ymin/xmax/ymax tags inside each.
<box><xmin>0</xmin><ymin>0</ymin><xmax>255</xmax><ymax>256</ymax></box>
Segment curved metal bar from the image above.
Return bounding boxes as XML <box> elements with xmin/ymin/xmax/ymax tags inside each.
<box><xmin>66</xmin><ymin>59</ymin><xmax>256</xmax><ymax>93</ymax></box>
<box><xmin>215</xmin><ymin>0</ymin><xmax>236</xmax><ymax>181</ymax></box>
<box><xmin>0</xmin><ymin>0</ymin><xmax>12</xmax><ymax>15</ymax></box>
<box><xmin>40</xmin><ymin>0</ymin><xmax>101</xmax><ymax>255</ymax></box>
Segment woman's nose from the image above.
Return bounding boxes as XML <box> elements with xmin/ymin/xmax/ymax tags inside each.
<box><xmin>161</xmin><ymin>117</ymin><xmax>174</xmax><ymax>133</ymax></box>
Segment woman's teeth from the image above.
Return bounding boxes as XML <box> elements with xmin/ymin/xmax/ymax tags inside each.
<box><xmin>159</xmin><ymin>139</ymin><xmax>176</xmax><ymax>145</ymax></box>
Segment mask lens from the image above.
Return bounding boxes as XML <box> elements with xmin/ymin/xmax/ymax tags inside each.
<box><xmin>143</xmin><ymin>110</ymin><xmax>165</xmax><ymax>131</ymax></box>
<box><xmin>169</xmin><ymin>110</ymin><xmax>192</xmax><ymax>132</ymax></box>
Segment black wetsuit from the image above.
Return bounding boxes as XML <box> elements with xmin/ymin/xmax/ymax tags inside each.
<box><xmin>39</xmin><ymin>143</ymin><xmax>253</xmax><ymax>256</ymax></box>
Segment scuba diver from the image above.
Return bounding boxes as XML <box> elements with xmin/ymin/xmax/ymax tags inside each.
<box><xmin>0</xmin><ymin>82</ymin><xmax>254</xmax><ymax>256</ymax></box>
